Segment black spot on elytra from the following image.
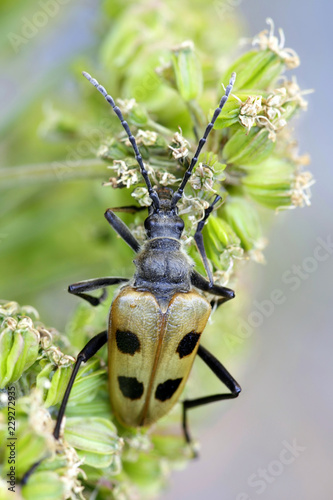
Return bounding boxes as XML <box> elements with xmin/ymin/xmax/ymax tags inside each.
<box><xmin>116</xmin><ymin>330</ymin><xmax>140</xmax><ymax>355</ymax></box>
<box><xmin>176</xmin><ymin>332</ymin><xmax>201</xmax><ymax>358</ymax></box>
<box><xmin>118</xmin><ymin>376</ymin><xmax>144</xmax><ymax>400</ymax></box>
<box><xmin>155</xmin><ymin>378</ymin><xmax>183</xmax><ymax>401</ymax></box>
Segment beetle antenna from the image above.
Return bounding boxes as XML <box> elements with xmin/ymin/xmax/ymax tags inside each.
<box><xmin>171</xmin><ymin>72</ymin><xmax>236</xmax><ymax>207</ymax></box>
<box><xmin>82</xmin><ymin>71</ymin><xmax>160</xmax><ymax>209</ymax></box>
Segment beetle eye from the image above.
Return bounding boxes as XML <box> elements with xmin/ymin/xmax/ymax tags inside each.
<box><xmin>144</xmin><ymin>218</ymin><xmax>154</xmax><ymax>231</ymax></box>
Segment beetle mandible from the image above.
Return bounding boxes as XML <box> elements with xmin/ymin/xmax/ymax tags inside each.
<box><xmin>54</xmin><ymin>70</ymin><xmax>241</xmax><ymax>446</ymax></box>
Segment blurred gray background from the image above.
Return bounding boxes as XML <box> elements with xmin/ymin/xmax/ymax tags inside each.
<box><xmin>2</xmin><ymin>0</ymin><xmax>332</xmax><ymax>499</ymax></box>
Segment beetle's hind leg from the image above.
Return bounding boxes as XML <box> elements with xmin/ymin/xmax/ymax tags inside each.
<box><xmin>53</xmin><ymin>330</ymin><xmax>108</xmax><ymax>439</ymax></box>
<box><xmin>182</xmin><ymin>344</ymin><xmax>241</xmax><ymax>445</ymax></box>
<box><xmin>68</xmin><ymin>276</ymin><xmax>129</xmax><ymax>306</ymax></box>
<box><xmin>21</xmin><ymin>330</ymin><xmax>108</xmax><ymax>485</ymax></box>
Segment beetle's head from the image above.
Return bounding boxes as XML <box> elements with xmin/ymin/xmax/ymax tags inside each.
<box><xmin>144</xmin><ymin>187</ymin><xmax>184</xmax><ymax>239</ymax></box>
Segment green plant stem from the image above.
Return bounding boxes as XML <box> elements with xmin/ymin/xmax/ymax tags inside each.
<box><xmin>150</xmin><ymin>159</ymin><xmax>176</xmax><ymax>169</ymax></box>
<box><xmin>146</xmin><ymin>119</ymin><xmax>174</xmax><ymax>137</ymax></box>
<box><xmin>0</xmin><ymin>159</ymin><xmax>107</xmax><ymax>189</ymax></box>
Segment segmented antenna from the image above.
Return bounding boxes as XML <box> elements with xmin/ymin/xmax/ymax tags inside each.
<box><xmin>171</xmin><ymin>72</ymin><xmax>236</xmax><ymax>207</ymax></box>
<box><xmin>82</xmin><ymin>71</ymin><xmax>160</xmax><ymax>209</ymax></box>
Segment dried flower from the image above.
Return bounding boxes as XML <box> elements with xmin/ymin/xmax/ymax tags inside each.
<box><xmin>252</xmin><ymin>18</ymin><xmax>300</xmax><ymax>69</ymax></box>
<box><xmin>169</xmin><ymin>129</ymin><xmax>190</xmax><ymax>160</ymax></box>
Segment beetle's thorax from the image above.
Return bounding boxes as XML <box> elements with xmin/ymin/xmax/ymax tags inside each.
<box><xmin>132</xmin><ymin>187</ymin><xmax>193</xmax><ymax>308</ymax></box>
<box><xmin>133</xmin><ymin>237</ymin><xmax>193</xmax><ymax>309</ymax></box>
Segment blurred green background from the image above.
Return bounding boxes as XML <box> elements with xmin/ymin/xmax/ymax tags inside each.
<box><xmin>1</xmin><ymin>0</ymin><xmax>332</xmax><ymax>499</ymax></box>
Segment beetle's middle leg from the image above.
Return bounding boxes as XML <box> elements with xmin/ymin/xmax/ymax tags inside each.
<box><xmin>182</xmin><ymin>344</ymin><xmax>241</xmax><ymax>445</ymax></box>
<box><xmin>68</xmin><ymin>277</ymin><xmax>129</xmax><ymax>306</ymax></box>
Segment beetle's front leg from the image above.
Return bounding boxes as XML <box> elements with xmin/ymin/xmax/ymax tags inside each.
<box><xmin>182</xmin><ymin>344</ymin><xmax>241</xmax><ymax>445</ymax></box>
<box><xmin>68</xmin><ymin>277</ymin><xmax>129</xmax><ymax>306</ymax></box>
<box><xmin>193</xmin><ymin>195</ymin><xmax>221</xmax><ymax>286</ymax></box>
<box><xmin>104</xmin><ymin>208</ymin><xmax>141</xmax><ymax>253</ymax></box>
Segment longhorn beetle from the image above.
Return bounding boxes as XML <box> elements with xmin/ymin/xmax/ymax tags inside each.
<box><xmin>25</xmin><ymin>71</ymin><xmax>241</xmax><ymax>482</ymax></box>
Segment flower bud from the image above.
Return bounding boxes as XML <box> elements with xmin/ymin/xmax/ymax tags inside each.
<box><xmin>205</xmin><ymin>216</ymin><xmax>242</xmax><ymax>268</ymax></box>
<box><xmin>64</xmin><ymin>417</ymin><xmax>123</xmax><ymax>468</ymax></box>
<box><xmin>132</xmin><ymin>187</ymin><xmax>151</xmax><ymax>206</ymax></box>
<box><xmin>188</xmin><ymin>214</ymin><xmax>243</xmax><ymax>283</ymax></box>
<box><xmin>65</xmin><ymin>398</ymin><xmax>111</xmax><ymax>418</ymax></box>
<box><xmin>223</xmin><ymin>127</ymin><xmax>275</xmax><ymax>166</ymax></box>
<box><xmin>224</xmin><ymin>49</ymin><xmax>284</xmax><ymax>92</ymax></box>
<box><xmin>98</xmin><ymin>138</ymin><xmax>129</xmax><ymax>162</ymax></box>
<box><xmin>0</xmin><ymin>317</ymin><xmax>40</xmax><ymax>388</ymax></box>
<box><xmin>223</xmin><ymin>18</ymin><xmax>300</xmax><ymax>92</ymax></box>
<box><xmin>241</xmin><ymin>157</ymin><xmax>314</xmax><ymax>210</ymax></box>
<box><xmin>68</xmin><ymin>359</ymin><xmax>107</xmax><ymax>405</ymax></box>
<box><xmin>214</xmin><ymin>95</ymin><xmax>241</xmax><ymax>130</ymax></box>
<box><xmin>220</xmin><ymin>197</ymin><xmax>263</xmax><ymax>253</ymax></box>
<box><xmin>37</xmin><ymin>363</ymin><xmax>73</xmax><ymax>408</ymax></box>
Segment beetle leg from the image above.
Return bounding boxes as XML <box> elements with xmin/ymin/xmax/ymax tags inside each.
<box><xmin>53</xmin><ymin>330</ymin><xmax>108</xmax><ymax>439</ymax></box>
<box><xmin>182</xmin><ymin>344</ymin><xmax>241</xmax><ymax>444</ymax></box>
<box><xmin>110</xmin><ymin>205</ymin><xmax>147</xmax><ymax>214</ymax></box>
<box><xmin>104</xmin><ymin>208</ymin><xmax>141</xmax><ymax>253</ymax></box>
<box><xmin>209</xmin><ymin>297</ymin><xmax>229</xmax><ymax>310</ymax></box>
<box><xmin>191</xmin><ymin>270</ymin><xmax>235</xmax><ymax>303</ymax></box>
<box><xmin>194</xmin><ymin>194</ymin><xmax>221</xmax><ymax>286</ymax></box>
<box><xmin>21</xmin><ymin>331</ymin><xmax>108</xmax><ymax>485</ymax></box>
<box><xmin>68</xmin><ymin>277</ymin><xmax>129</xmax><ymax>306</ymax></box>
